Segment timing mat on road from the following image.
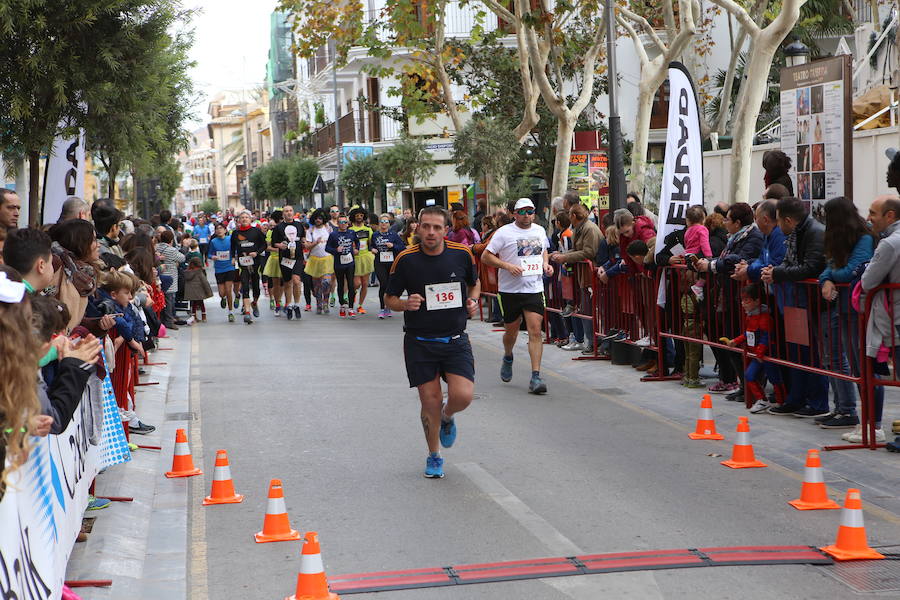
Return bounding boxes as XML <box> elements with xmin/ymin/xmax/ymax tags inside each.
<box><xmin>328</xmin><ymin>545</ymin><xmax>832</xmax><ymax>594</ymax></box>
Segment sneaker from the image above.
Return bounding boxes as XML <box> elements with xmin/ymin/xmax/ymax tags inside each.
<box><xmin>330</xmin><ymin>295</ymin><xmax>336</xmax><ymax>307</ymax></box>
<box><xmin>707</xmin><ymin>381</ymin><xmax>735</xmax><ymax>394</ymax></box>
<box><xmin>684</xmin><ymin>379</ymin><xmax>704</xmax><ymax>389</ymax></box>
<box><xmin>316</xmin><ymin>305</ymin><xmax>323</xmax><ymax>315</ymax></box>
<box><xmin>339</xmin><ymin>306</ymin><xmax>347</xmax><ymax>318</ymax></box>
<box><xmin>86</xmin><ymin>495</ymin><xmax>111</xmax><ymax>511</ymax></box>
<box><xmin>286</xmin><ymin>307</ymin><xmax>294</xmax><ymax>321</ymax></box>
<box><xmin>814</xmin><ymin>411</ymin><xmax>838</xmax><ymax>424</ymax></box>
<box><xmin>439</xmin><ymin>418</ymin><xmax>457</xmax><ymax>448</ymax></box>
<box><xmin>323</xmin><ymin>305</ymin><xmax>330</xmax><ymax>315</ymax></box>
<box><xmin>818</xmin><ymin>414</ymin><xmax>860</xmax><ymax>429</ymax></box>
<box><xmin>378</xmin><ymin>309</ymin><xmax>386</xmax><ymax>319</ymax></box>
<box><xmin>243</xmin><ymin>313</ymin><xmax>253</xmax><ymax>324</ymax></box>
<box><xmin>128</xmin><ymin>442</ymin><xmax>138</xmax><ymax>451</ymax></box>
<box><xmin>358</xmin><ymin>306</ymin><xmax>367</xmax><ymax>314</ymax></box>
<box><xmin>725</xmin><ymin>388</ymin><xmax>745</xmax><ymax>402</ymax></box>
<box><xmin>842</xmin><ymin>425</ymin><xmax>885</xmax><ymax>443</ymax></box>
<box><xmin>560</xmin><ymin>304</ymin><xmax>575</xmax><ymax>318</ymax></box>
<box><xmin>601</xmin><ymin>329</ymin><xmax>625</xmax><ymax>341</ymax></box>
<box><xmin>128</xmin><ymin>421</ymin><xmax>156</xmax><ymax>435</ymax></box>
<box><xmin>561</xmin><ymin>341</ymin><xmax>584</xmax><ymax>351</ymax></box>
<box><xmin>529</xmin><ymin>374</ymin><xmax>547</xmax><ymax>394</ymax></box>
<box><xmin>233</xmin><ymin>298</ymin><xmax>240</xmax><ymax>310</ymax></box>
<box><xmin>304</xmin><ymin>304</ymin><xmax>312</xmax><ymax>312</ymax></box>
<box><xmin>500</xmin><ymin>355</ymin><xmax>513</xmax><ymax>382</ymax></box>
<box><xmin>749</xmin><ymin>399</ymin><xmax>772</xmax><ymax>413</ymax></box>
<box><xmin>220</xmin><ymin>297</ymin><xmax>227</xmax><ymax>309</ymax></box>
<box><xmin>348</xmin><ymin>310</ymin><xmax>357</xmax><ymax>319</ymax></box>
<box><xmin>227</xmin><ymin>313</ymin><xmax>235</xmax><ymax>323</ymax></box>
<box><xmin>251</xmin><ymin>302</ymin><xmax>260</xmax><ymax>318</ymax></box>
<box><xmin>424</xmin><ymin>454</ymin><xmax>444</xmax><ymax>478</ymax></box>
<box><xmin>274</xmin><ymin>306</ymin><xmax>281</xmax><ymax>317</ymax></box>
<box><xmin>385</xmin><ymin>309</ymin><xmax>393</xmax><ymax>317</ymax></box>
<box><xmin>768</xmin><ymin>404</ymin><xmax>802</xmax><ymax>415</ymax></box>
<box><xmin>886</xmin><ymin>436</ymin><xmax>900</xmax><ymax>451</ymax></box>
<box><xmin>635</xmin><ymin>336</ymin><xmax>651</xmax><ymax>347</ymax></box>
<box><xmin>270</xmin><ymin>299</ymin><xmax>276</xmax><ymax>311</ymax></box>
<box><xmin>793</xmin><ymin>407</ymin><xmax>830</xmax><ymax>418</ymax></box>
<box><xmin>581</xmin><ymin>346</ymin><xmax>596</xmax><ymax>355</ymax></box>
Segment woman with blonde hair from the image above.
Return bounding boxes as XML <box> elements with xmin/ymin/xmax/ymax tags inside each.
<box><xmin>0</xmin><ymin>265</ymin><xmax>41</xmax><ymax>498</ymax></box>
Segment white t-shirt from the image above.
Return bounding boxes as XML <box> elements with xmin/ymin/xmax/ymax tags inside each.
<box><xmin>486</xmin><ymin>222</ymin><xmax>549</xmax><ymax>294</ymax></box>
<box><xmin>306</xmin><ymin>226</ymin><xmax>330</xmax><ymax>258</ymax></box>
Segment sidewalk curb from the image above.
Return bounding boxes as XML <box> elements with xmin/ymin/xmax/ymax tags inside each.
<box><xmin>65</xmin><ymin>331</ymin><xmax>193</xmax><ymax>599</ymax></box>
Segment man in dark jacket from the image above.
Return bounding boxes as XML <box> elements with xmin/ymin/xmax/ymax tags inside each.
<box><xmin>762</xmin><ymin>196</ymin><xmax>827</xmax><ymax>416</ymax></box>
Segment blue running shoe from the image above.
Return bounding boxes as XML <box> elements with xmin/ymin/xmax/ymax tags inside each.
<box><xmin>529</xmin><ymin>374</ymin><xmax>547</xmax><ymax>394</ymax></box>
<box><xmin>439</xmin><ymin>418</ymin><xmax>457</xmax><ymax>448</ymax></box>
<box><xmin>500</xmin><ymin>355</ymin><xmax>513</xmax><ymax>382</ymax></box>
<box><xmin>424</xmin><ymin>453</ymin><xmax>444</xmax><ymax>478</ymax></box>
<box><xmin>87</xmin><ymin>495</ymin><xmax>111</xmax><ymax>510</ymax></box>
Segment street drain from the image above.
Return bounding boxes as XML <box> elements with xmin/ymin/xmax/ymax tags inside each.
<box><xmin>165</xmin><ymin>412</ymin><xmax>195</xmax><ymax>421</ymax></box>
<box><xmin>824</xmin><ymin>555</ymin><xmax>900</xmax><ymax>593</ymax></box>
<box><xmin>593</xmin><ymin>388</ymin><xmax>625</xmax><ymax>396</ymax></box>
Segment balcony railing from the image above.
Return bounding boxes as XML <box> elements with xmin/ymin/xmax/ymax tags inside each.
<box><xmin>300</xmin><ymin>110</ymin><xmax>404</xmax><ymax>157</ymax></box>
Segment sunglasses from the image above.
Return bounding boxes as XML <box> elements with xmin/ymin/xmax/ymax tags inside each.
<box><xmin>516</xmin><ymin>208</ymin><xmax>535</xmax><ymax>215</ymax></box>
<box><xmin>338</xmin><ymin>220</ymin><xmax>349</xmax><ymax>224</ymax></box>
<box><xmin>330</xmin><ymin>209</ymin><xmax>340</xmax><ymax>213</ymax></box>
<box><xmin>379</xmin><ymin>219</ymin><xmax>390</xmax><ymax>223</ymax></box>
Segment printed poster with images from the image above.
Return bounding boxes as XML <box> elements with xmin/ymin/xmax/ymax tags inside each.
<box><xmin>568</xmin><ymin>152</ymin><xmax>610</xmax><ymax>209</ymax></box>
<box><xmin>780</xmin><ymin>55</ymin><xmax>852</xmax><ymax>222</ymax></box>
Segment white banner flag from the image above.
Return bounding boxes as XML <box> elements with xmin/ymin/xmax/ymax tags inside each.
<box><xmin>42</xmin><ymin>125</ymin><xmax>86</xmax><ymax>225</ymax></box>
<box><xmin>655</xmin><ymin>62</ymin><xmax>704</xmax><ymax>255</ymax></box>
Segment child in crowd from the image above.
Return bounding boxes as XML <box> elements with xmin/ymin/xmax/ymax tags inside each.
<box><xmin>182</xmin><ymin>257</ymin><xmax>213</xmax><ymax>322</ymax></box>
<box><xmin>683</xmin><ymin>205</ymin><xmax>712</xmax><ymax>258</ymax></box>
<box><xmin>185</xmin><ymin>238</ymin><xmax>203</xmax><ymax>264</ymax></box>
<box><xmin>722</xmin><ymin>283</ymin><xmax>786</xmax><ymax>413</ymax></box>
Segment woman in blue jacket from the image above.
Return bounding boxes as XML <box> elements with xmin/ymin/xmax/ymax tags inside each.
<box><xmin>817</xmin><ymin>196</ymin><xmax>874</xmax><ymax>429</ymax></box>
<box><xmin>371</xmin><ymin>213</ymin><xmax>406</xmax><ymax>318</ymax></box>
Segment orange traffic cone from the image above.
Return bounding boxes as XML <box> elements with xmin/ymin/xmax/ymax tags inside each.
<box><xmin>202</xmin><ymin>450</ymin><xmax>244</xmax><ymax>505</ymax></box>
<box><xmin>165</xmin><ymin>428</ymin><xmax>202</xmax><ymax>478</ymax></box>
<box><xmin>254</xmin><ymin>479</ymin><xmax>301</xmax><ymax>543</ymax></box>
<box><xmin>688</xmin><ymin>394</ymin><xmax>724</xmax><ymax>440</ymax></box>
<box><xmin>285</xmin><ymin>531</ymin><xmax>340</xmax><ymax>600</ymax></box>
<box><xmin>821</xmin><ymin>489</ymin><xmax>885</xmax><ymax>560</ymax></box>
<box><xmin>788</xmin><ymin>449</ymin><xmax>840</xmax><ymax>510</ymax></box>
<box><xmin>721</xmin><ymin>416</ymin><xmax>767</xmax><ymax>469</ymax></box>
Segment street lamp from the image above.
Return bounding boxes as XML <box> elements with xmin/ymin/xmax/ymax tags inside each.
<box><xmin>784</xmin><ymin>39</ymin><xmax>810</xmax><ymax>68</ymax></box>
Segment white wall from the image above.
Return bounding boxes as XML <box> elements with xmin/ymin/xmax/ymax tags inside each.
<box><xmin>703</xmin><ymin>127</ymin><xmax>900</xmax><ymax>214</ymax></box>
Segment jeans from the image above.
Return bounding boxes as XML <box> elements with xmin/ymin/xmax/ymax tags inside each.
<box><xmin>819</xmin><ymin>308</ymin><xmax>859</xmax><ymax>416</ymax></box>
<box><xmin>163</xmin><ymin>292</ymin><xmax>176</xmax><ymax>325</ymax></box>
<box><xmin>785</xmin><ymin>342</ymin><xmax>829</xmax><ymax>411</ymax></box>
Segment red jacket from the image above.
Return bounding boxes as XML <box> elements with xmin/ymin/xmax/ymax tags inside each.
<box><xmin>619</xmin><ymin>215</ymin><xmax>656</xmax><ymax>273</ymax></box>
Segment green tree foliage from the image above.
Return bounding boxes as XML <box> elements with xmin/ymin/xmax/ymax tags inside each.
<box><xmin>451</xmin><ymin>117</ymin><xmax>519</xmax><ymax>203</ymax></box>
<box><xmin>339</xmin><ymin>155</ymin><xmax>385</xmax><ymax>209</ymax></box>
<box><xmin>287</xmin><ymin>157</ymin><xmax>320</xmax><ymax>203</ymax></box>
<box><xmin>264</xmin><ymin>159</ymin><xmax>292</xmax><ymax>201</ymax></box>
<box><xmin>0</xmin><ymin>0</ymin><xmax>197</xmax><ymax>222</ymax></box>
<box><xmin>249</xmin><ymin>169</ymin><xmax>268</xmax><ymax>203</ymax></box>
<box><xmin>199</xmin><ymin>198</ymin><xmax>220</xmax><ymax>215</ymax></box>
<box><xmin>378</xmin><ymin>136</ymin><xmax>436</xmax><ymax>193</ymax></box>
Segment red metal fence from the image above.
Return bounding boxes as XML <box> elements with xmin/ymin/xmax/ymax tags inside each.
<box><xmin>473</xmin><ymin>256</ymin><xmax>896</xmax><ymax>451</ymax></box>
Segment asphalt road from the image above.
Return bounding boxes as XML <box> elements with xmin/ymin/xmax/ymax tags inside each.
<box><xmin>187</xmin><ymin>292</ymin><xmax>900</xmax><ymax>599</ymax></box>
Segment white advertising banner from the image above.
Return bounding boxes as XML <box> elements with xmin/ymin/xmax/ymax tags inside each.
<box><xmin>654</xmin><ymin>62</ymin><xmax>704</xmax><ymax>256</ymax></box>
<box><xmin>0</xmin><ymin>367</ymin><xmax>131</xmax><ymax>599</ymax></box>
<box><xmin>42</xmin><ymin>126</ymin><xmax>86</xmax><ymax>225</ymax></box>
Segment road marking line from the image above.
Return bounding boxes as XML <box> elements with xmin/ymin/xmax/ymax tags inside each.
<box><xmin>456</xmin><ymin>462</ymin><xmax>663</xmax><ymax>599</ymax></box>
<box><xmin>189</xmin><ymin>328</ymin><xmax>208</xmax><ymax>600</ymax></box>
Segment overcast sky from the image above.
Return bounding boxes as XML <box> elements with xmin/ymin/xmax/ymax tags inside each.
<box><xmin>185</xmin><ymin>0</ymin><xmax>279</xmax><ymax>128</ymax></box>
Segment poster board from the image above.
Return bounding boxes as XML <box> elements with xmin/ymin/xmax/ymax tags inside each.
<box><xmin>568</xmin><ymin>152</ymin><xmax>609</xmax><ymax>209</ymax></box>
<box><xmin>779</xmin><ymin>55</ymin><xmax>852</xmax><ymax>221</ymax></box>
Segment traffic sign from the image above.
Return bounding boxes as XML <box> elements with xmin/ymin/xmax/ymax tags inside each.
<box><xmin>312</xmin><ymin>174</ymin><xmax>328</xmax><ymax>194</ymax></box>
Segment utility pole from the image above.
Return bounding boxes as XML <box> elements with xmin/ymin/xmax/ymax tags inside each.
<box><xmin>605</xmin><ymin>0</ymin><xmax>626</xmax><ymax>212</ymax></box>
<box><xmin>332</xmin><ymin>47</ymin><xmax>343</xmax><ymax>208</ymax></box>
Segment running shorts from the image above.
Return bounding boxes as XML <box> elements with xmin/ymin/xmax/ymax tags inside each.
<box><xmin>279</xmin><ymin>258</ymin><xmax>305</xmax><ymax>281</ymax></box>
<box><xmin>403</xmin><ymin>333</ymin><xmax>475</xmax><ymax>388</ymax></box>
<box><xmin>497</xmin><ymin>291</ymin><xmax>545</xmax><ymax>324</ymax></box>
<box><xmin>214</xmin><ymin>270</ymin><xmax>238</xmax><ymax>285</ymax></box>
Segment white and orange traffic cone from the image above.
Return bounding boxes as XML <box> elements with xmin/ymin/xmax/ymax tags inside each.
<box><xmin>254</xmin><ymin>479</ymin><xmax>301</xmax><ymax>543</ymax></box>
<box><xmin>202</xmin><ymin>449</ymin><xmax>244</xmax><ymax>505</ymax></box>
<box><xmin>788</xmin><ymin>449</ymin><xmax>839</xmax><ymax>510</ymax></box>
<box><xmin>720</xmin><ymin>416</ymin><xmax>767</xmax><ymax>469</ymax></box>
<box><xmin>688</xmin><ymin>394</ymin><xmax>724</xmax><ymax>440</ymax></box>
<box><xmin>821</xmin><ymin>489</ymin><xmax>885</xmax><ymax>560</ymax></box>
<box><xmin>165</xmin><ymin>428</ymin><xmax>202</xmax><ymax>478</ymax></box>
<box><xmin>285</xmin><ymin>531</ymin><xmax>340</xmax><ymax>600</ymax></box>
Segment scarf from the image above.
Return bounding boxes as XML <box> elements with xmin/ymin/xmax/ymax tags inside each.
<box><xmin>783</xmin><ymin>230</ymin><xmax>798</xmax><ymax>267</ymax></box>
<box><xmin>722</xmin><ymin>224</ymin><xmax>753</xmax><ymax>256</ymax></box>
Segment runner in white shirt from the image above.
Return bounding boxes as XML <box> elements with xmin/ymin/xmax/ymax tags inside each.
<box><xmin>482</xmin><ymin>198</ymin><xmax>553</xmax><ymax>394</ymax></box>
